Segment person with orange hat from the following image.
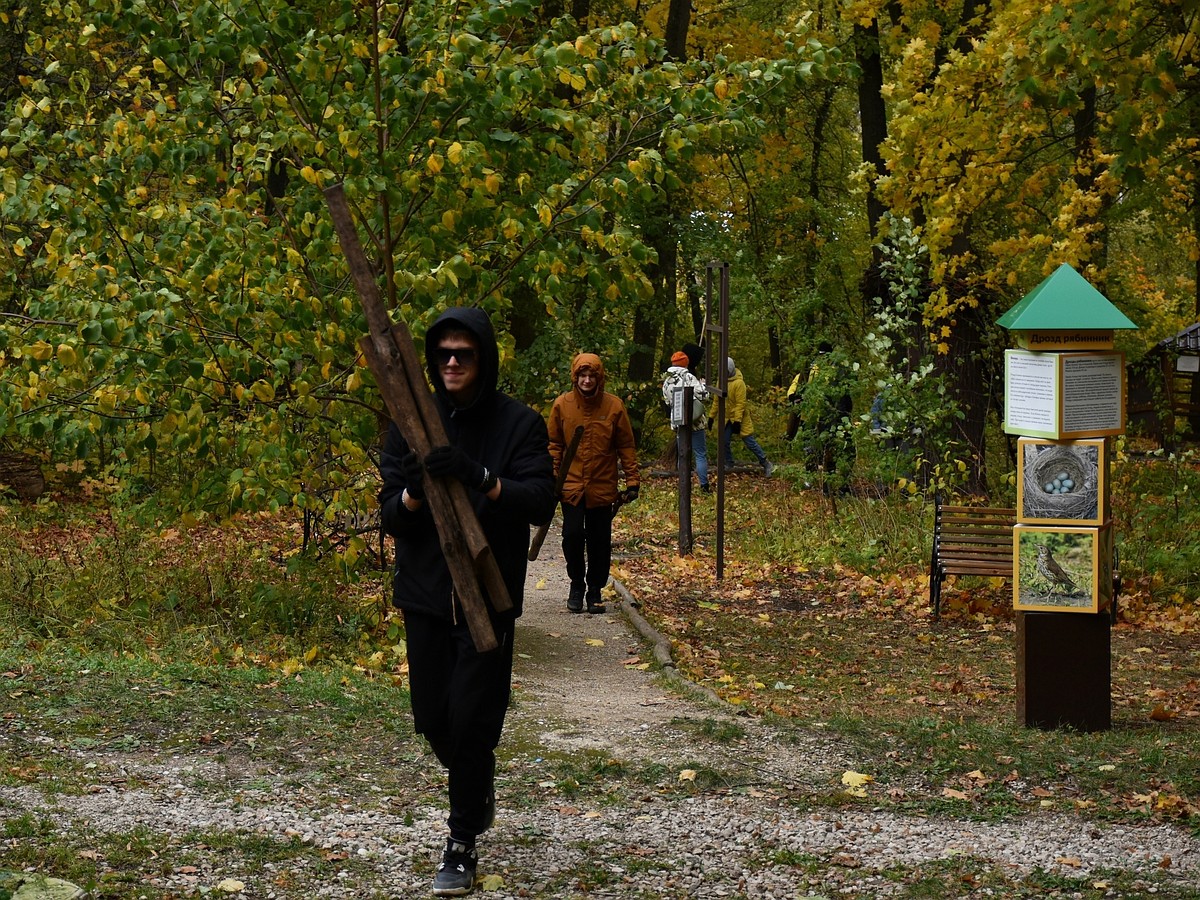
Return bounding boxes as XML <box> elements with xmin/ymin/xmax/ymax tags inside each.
<box><xmin>661</xmin><ymin>348</ymin><xmax>711</xmax><ymax>492</ymax></box>
<box><xmin>547</xmin><ymin>353</ymin><xmax>640</xmax><ymax>613</ymax></box>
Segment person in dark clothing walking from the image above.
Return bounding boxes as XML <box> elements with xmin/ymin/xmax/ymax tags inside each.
<box><xmin>378</xmin><ymin>307</ymin><xmax>555</xmax><ymax>896</ymax></box>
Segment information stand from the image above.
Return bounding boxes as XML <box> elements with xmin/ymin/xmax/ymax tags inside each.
<box><xmin>997</xmin><ymin>264</ymin><xmax>1137</xmax><ymax>731</ymax></box>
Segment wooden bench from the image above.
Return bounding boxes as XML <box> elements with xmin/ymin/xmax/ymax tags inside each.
<box><xmin>929</xmin><ymin>501</ymin><xmax>1016</xmax><ymax>619</ymax></box>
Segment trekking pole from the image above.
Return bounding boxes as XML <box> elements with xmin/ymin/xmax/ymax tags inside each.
<box><xmin>528</xmin><ymin>425</ymin><xmax>585</xmax><ymax>561</ymax></box>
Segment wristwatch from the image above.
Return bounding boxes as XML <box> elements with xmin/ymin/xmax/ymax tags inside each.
<box><xmin>479</xmin><ymin>467</ymin><xmax>498</xmax><ymax>493</ymax></box>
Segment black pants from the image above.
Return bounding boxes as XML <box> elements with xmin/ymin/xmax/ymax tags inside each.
<box><xmin>560</xmin><ymin>499</ymin><xmax>615</xmax><ymax>592</ymax></box>
<box><xmin>403</xmin><ymin>608</ymin><xmax>515</xmax><ymax>841</ymax></box>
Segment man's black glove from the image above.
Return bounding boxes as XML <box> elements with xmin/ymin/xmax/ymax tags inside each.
<box><xmin>619</xmin><ymin>487</ymin><xmax>639</xmax><ymax>505</ymax></box>
<box><xmin>731</xmin><ymin>421</ymin><xmax>742</xmax><ymax>434</ymax></box>
<box><xmin>707</xmin><ymin>418</ymin><xmax>714</xmax><ymax>431</ymax></box>
<box><xmin>425</xmin><ymin>445</ymin><xmax>487</xmax><ymax>490</ymax></box>
<box><xmin>399</xmin><ymin>450</ymin><xmax>425</xmax><ymax>501</ymax></box>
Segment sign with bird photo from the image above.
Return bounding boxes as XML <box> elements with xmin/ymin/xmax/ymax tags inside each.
<box><xmin>1013</xmin><ymin>525</ymin><xmax>1113</xmax><ymax>614</ymax></box>
<box><xmin>1016</xmin><ymin>437</ymin><xmax>1109</xmax><ymax>526</ymax></box>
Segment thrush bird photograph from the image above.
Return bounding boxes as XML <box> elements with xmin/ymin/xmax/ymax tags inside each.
<box><xmin>1016</xmin><ymin>531</ymin><xmax>1097</xmax><ymax>609</ymax></box>
<box><xmin>1035</xmin><ymin>543</ymin><xmax>1078</xmax><ymax>594</ymax></box>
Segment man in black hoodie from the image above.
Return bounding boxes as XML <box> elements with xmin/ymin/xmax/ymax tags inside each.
<box><xmin>378</xmin><ymin>307</ymin><xmax>555</xmax><ymax>896</ymax></box>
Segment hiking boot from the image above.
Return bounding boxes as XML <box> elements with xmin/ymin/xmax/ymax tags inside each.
<box><xmin>763</xmin><ymin>460</ymin><xmax>776</xmax><ymax>477</ymax></box>
<box><xmin>585</xmin><ymin>589</ymin><xmax>606</xmax><ymax>614</ymax></box>
<box><xmin>433</xmin><ymin>839</ymin><xmax>477</xmax><ymax>896</ymax></box>
<box><xmin>700</xmin><ymin>483</ymin><xmax>712</xmax><ymax>494</ymax></box>
<box><xmin>567</xmin><ymin>584</ymin><xmax>584</xmax><ymax>613</ymax></box>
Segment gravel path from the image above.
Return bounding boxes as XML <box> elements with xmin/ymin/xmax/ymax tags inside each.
<box><xmin>2</xmin><ymin>523</ymin><xmax>1198</xmax><ymax>897</ymax></box>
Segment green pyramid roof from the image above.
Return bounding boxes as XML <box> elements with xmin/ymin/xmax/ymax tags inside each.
<box><xmin>997</xmin><ymin>264</ymin><xmax>1138</xmax><ymax>330</ymax></box>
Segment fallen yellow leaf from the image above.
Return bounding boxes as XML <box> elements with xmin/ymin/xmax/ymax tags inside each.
<box><xmin>480</xmin><ymin>873</ymin><xmax>505</xmax><ymax>891</ymax></box>
<box><xmin>841</xmin><ymin>771</ymin><xmax>873</xmax><ymax>797</ymax></box>
<box><xmin>585</xmin><ymin>638</ymin><xmax>604</xmax><ymax>647</ymax></box>
<box><xmin>679</xmin><ymin>769</ymin><xmax>697</xmax><ymax>782</ymax></box>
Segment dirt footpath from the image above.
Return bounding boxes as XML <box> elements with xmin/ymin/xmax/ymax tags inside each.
<box><xmin>513</xmin><ymin>523</ymin><xmax>858</xmax><ymax>786</ymax></box>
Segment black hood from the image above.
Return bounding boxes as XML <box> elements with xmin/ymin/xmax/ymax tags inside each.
<box><xmin>425</xmin><ymin>306</ymin><xmax>499</xmax><ymax>409</ymax></box>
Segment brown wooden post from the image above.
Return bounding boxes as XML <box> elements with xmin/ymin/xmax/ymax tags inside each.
<box><xmin>324</xmin><ymin>184</ymin><xmax>507</xmax><ymax>652</ymax></box>
<box><xmin>1016</xmin><ymin>611</ymin><xmax>1111</xmax><ymax>731</ymax></box>
<box><xmin>705</xmin><ymin>261</ymin><xmax>730</xmax><ymax>580</ymax></box>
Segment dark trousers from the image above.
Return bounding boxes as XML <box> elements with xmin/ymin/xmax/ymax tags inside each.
<box><xmin>403</xmin><ymin>608</ymin><xmax>515</xmax><ymax>841</ymax></box>
<box><xmin>560</xmin><ymin>499</ymin><xmax>615</xmax><ymax>592</ymax></box>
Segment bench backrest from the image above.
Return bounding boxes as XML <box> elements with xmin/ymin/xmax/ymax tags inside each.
<box><xmin>933</xmin><ymin>505</ymin><xmax>1016</xmax><ymax>573</ymax></box>
<box><xmin>935</xmin><ymin>505</ymin><xmax>1016</xmax><ymax>545</ymax></box>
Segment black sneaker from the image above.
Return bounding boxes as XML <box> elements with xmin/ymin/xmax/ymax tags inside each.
<box><xmin>700</xmin><ymin>484</ymin><xmax>712</xmax><ymax>494</ymax></box>
<box><xmin>585</xmin><ymin>589</ymin><xmax>606</xmax><ymax>614</ymax></box>
<box><xmin>433</xmin><ymin>839</ymin><xmax>477</xmax><ymax>896</ymax></box>
<box><xmin>567</xmin><ymin>585</ymin><xmax>584</xmax><ymax>613</ymax></box>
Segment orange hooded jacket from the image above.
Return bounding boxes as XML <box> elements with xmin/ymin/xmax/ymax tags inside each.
<box><xmin>547</xmin><ymin>353</ymin><xmax>640</xmax><ymax>507</ymax></box>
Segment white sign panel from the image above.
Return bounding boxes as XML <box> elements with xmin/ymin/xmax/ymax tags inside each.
<box><xmin>1005</xmin><ymin>351</ymin><xmax>1058</xmax><ymax>438</ymax></box>
<box><xmin>1005</xmin><ymin>350</ymin><xmax>1125</xmax><ymax>439</ymax></box>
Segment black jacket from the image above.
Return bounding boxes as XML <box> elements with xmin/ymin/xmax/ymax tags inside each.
<box><xmin>378</xmin><ymin>307</ymin><xmax>555</xmax><ymax>620</ymax></box>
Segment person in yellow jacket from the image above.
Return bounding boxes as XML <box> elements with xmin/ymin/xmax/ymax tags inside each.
<box><xmin>715</xmin><ymin>357</ymin><xmax>775</xmax><ymax>476</ymax></box>
<box><xmin>547</xmin><ymin>353</ymin><xmax>640</xmax><ymax>613</ymax></box>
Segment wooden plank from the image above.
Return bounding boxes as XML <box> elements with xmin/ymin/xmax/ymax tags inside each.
<box><xmin>941</xmin><ymin>530</ymin><xmax>1011</xmax><ymax>540</ymax></box>
<box><xmin>386</xmin><ymin>324</ymin><xmax>512</xmax><ymax>614</ymax></box>
<box><xmin>326</xmin><ymin>184</ymin><xmax>507</xmax><ymax>651</ymax></box>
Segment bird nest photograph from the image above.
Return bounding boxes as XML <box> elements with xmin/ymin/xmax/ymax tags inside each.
<box><xmin>1018</xmin><ymin>438</ymin><xmax>1105</xmax><ymax>525</ymax></box>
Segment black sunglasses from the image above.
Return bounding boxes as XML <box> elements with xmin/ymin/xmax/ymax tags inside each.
<box><xmin>434</xmin><ymin>346</ymin><xmax>477</xmax><ymax>367</ymax></box>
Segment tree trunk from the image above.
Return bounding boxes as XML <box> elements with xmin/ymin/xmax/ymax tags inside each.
<box><xmin>943</xmin><ymin>301</ymin><xmax>995</xmax><ymax>496</ymax></box>
<box><xmin>508</xmin><ymin>282</ymin><xmax>543</xmax><ymax>355</ymax></box>
<box><xmin>625</xmin><ymin>0</ymin><xmax>691</xmax><ymax>442</ymax></box>
<box><xmin>664</xmin><ymin>0</ymin><xmax>691</xmax><ymax>60</ymax></box>
<box><xmin>854</xmin><ymin>20</ymin><xmax>888</xmax><ymax>259</ymax></box>
<box><xmin>0</xmin><ymin>452</ymin><xmax>45</xmax><ymax>501</ymax></box>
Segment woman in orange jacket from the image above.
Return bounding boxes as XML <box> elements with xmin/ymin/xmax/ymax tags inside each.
<box><xmin>547</xmin><ymin>353</ymin><xmax>640</xmax><ymax>613</ymax></box>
